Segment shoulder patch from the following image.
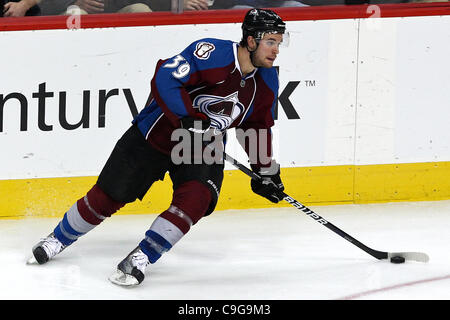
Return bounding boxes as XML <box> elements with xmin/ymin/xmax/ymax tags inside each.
<box><xmin>194</xmin><ymin>42</ymin><xmax>216</xmax><ymax>60</ymax></box>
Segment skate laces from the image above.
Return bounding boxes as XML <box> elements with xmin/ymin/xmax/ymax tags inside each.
<box><xmin>40</xmin><ymin>235</ymin><xmax>64</xmax><ymax>258</ymax></box>
<box><xmin>130</xmin><ymin>250</ymin><xmax>149</xmax><ymax>273</ymax></box>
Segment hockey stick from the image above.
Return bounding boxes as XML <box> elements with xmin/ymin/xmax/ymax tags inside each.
<box><xmin>223</xmin><ymin>151</ymin><xmax>429</xmax><ymax>263</ymax></box>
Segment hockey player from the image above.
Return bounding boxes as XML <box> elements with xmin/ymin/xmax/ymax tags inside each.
<box><xmin>29</xmin><ymin>8</ymin><xmax>287</xmax><ymax>286</ymax></box>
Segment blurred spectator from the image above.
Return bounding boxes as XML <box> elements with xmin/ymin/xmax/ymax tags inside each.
<box><xmin>3</xmin><ymin>0</ymin><xmax>448</xmax><ymax>18</ymax></box>
<box><xmin>37</xmin><ymin>0</ymin><xmax>210</xmax><ymax>15</ymax></box>
<box><xmin>184</xmin><ymin>0</ymin><xmax>209</xmax><ymax>10</ymax></box>
<box><xmin>2</xmin><ymin>0</ymin><xmax>41</xmax><ymax>16</ymax></box>
<box><xmin>0</xmin><ymin>0</ymin><xmax>212</xmax><ymax>16</ymax></box>
<box><xmin>38</xmin><ymin>0</ymin><xmax>157</xmax><ymax>15</ymax></box>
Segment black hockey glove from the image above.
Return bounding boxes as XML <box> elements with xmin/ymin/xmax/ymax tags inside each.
<box><xmin>180</xmin><ymin>113</ymin><xmax>211</xmax><ymax>134</ymax></box>
<box><xmin>251</xmin><ymin>163</ymin><xmax>285</xmax><ymax>204</ymax></box>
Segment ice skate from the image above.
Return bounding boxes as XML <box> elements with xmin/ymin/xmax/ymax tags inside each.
<box><xmin>109</xmin><ymin>246</ymin><xmax>150</xmax><ymax>286</ymax></box>
<box><xmin>27</xmin><ymin>232</ymin><xmax>66</xmax><ymax>265</ymax></box>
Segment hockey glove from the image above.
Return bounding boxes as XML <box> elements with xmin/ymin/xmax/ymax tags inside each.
<box><xmin>250</xmin><ymin>164</ymin><xmax>285</xmax><ymax>203</ymax></box>
<box><xmin>180</xmin><ymin>113</ymin><xmax>211</xmax><ymax>134</ymax></box>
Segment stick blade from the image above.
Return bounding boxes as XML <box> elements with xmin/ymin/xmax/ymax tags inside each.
<box><xmin>387</xmin><ymin>252</ymin><xmax>429</xmax><ymax>263</ymax></box>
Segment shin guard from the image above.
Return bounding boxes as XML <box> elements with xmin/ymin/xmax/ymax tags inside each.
<box><xmin>139</xmin><ymin>181</ymin><xmax>212</xmax><ymax>263</ymax></box>
<box><xmin>54</xmin><ymin>184</ymin><xmax>125</xmax><ymax>245</ymax></box>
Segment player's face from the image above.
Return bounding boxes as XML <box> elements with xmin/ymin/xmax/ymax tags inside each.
<box><xmin>253</xmin><ymin>33</ymin><xmax>283</xmax><ymax>68</ymax></box>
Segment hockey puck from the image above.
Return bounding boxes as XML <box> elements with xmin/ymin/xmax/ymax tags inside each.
<box><xmin>390</xmin><ymin>256</ymin><xmax>405</xmax><ymax>264</ymax></box>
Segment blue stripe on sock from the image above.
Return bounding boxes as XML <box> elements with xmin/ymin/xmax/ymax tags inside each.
<box><xmin>54</xmin><ymin>223</ymin><xmax>75</xmax><ymax>246</ymax></box>
<box><xmin>139</xmin><ymin>241</ymin><xmax>161</xmax><ymax>264</ymax></box>
<box><xmin>139</xmin><ymin>230</ymin><xmax>173</xmax><ymax>264</ymax></box>
<box><xmin>54</xmin><ymin>213</ymin><xmax>82</xmax><ymax>246</ymax></box>
<box><xmin>146</xmin><ymin>230</ymin><xmax>173</xmax><ymax>250</ymax></box>
<box><xmin>62</xmin><ymin>214</ymin><xmax>84</xmax><ymax>237</ymax></box>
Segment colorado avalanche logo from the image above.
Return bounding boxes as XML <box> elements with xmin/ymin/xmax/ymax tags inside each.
<box><xmin>193</xmin><ymin>92</ymin><xmax>245</xmax><ymax>131</ymax></box>
<box><xmin>194</xmin><ymin>42</ymin><xmax>215</xmax><ymax>60</ymax></box>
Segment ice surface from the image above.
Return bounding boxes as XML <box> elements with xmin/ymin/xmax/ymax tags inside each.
<box><xmin>1</xmin><ymin>200</ymin><xmax>450</xmax><ymax>300</ymax></box>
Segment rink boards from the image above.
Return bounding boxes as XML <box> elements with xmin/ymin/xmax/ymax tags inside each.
<box><xmin>1</xmin><ymin>7</ymin><xmax>450</xmax><ymax>218</ymax></box>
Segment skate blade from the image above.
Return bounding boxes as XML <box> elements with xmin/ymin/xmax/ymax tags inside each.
<box><xmin>109</xmin><ymin>270</ymin><xmax>139</xmax><ymax>286</ymax></box>
<box><xmin>26</xmin><ymin>256</ymin><xmax>38</xmax><ymax>265</ymax></box>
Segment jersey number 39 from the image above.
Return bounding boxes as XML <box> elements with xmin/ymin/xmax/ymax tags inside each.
<box><xmin>164</xmin><ymin>55</ymin><xmax>191</xmax><ymax>79</ymax></box>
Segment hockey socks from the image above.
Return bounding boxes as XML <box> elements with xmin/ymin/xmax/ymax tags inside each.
<box><xmin>139</xmin><ymin>214</ymin><xmax>184</xmax><ymax>263</ymax></box>
<box><xmin>139</xmin><ymin>181</ymin><xmax>212</xmax><ymax>263</ymax></box>
<box><xmin>54</xmin><ymin>205</ymin><xmax>91</xmax><ymax>246</ymax></box>
<box><xmin>54</xmin><ymin>184</ymin><xmax>124</xmax><ymax>246</ymax></box>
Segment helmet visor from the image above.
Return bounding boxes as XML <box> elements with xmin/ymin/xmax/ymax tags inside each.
<box><xmin>281</xmin><ymin>31</ymin><xmax>290</xmax><ymax>48</ymax></box>
<box><xmin>258</xmin><ymin>30</ymin><xmax>290</xmax><ymax>49</ymax></box>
